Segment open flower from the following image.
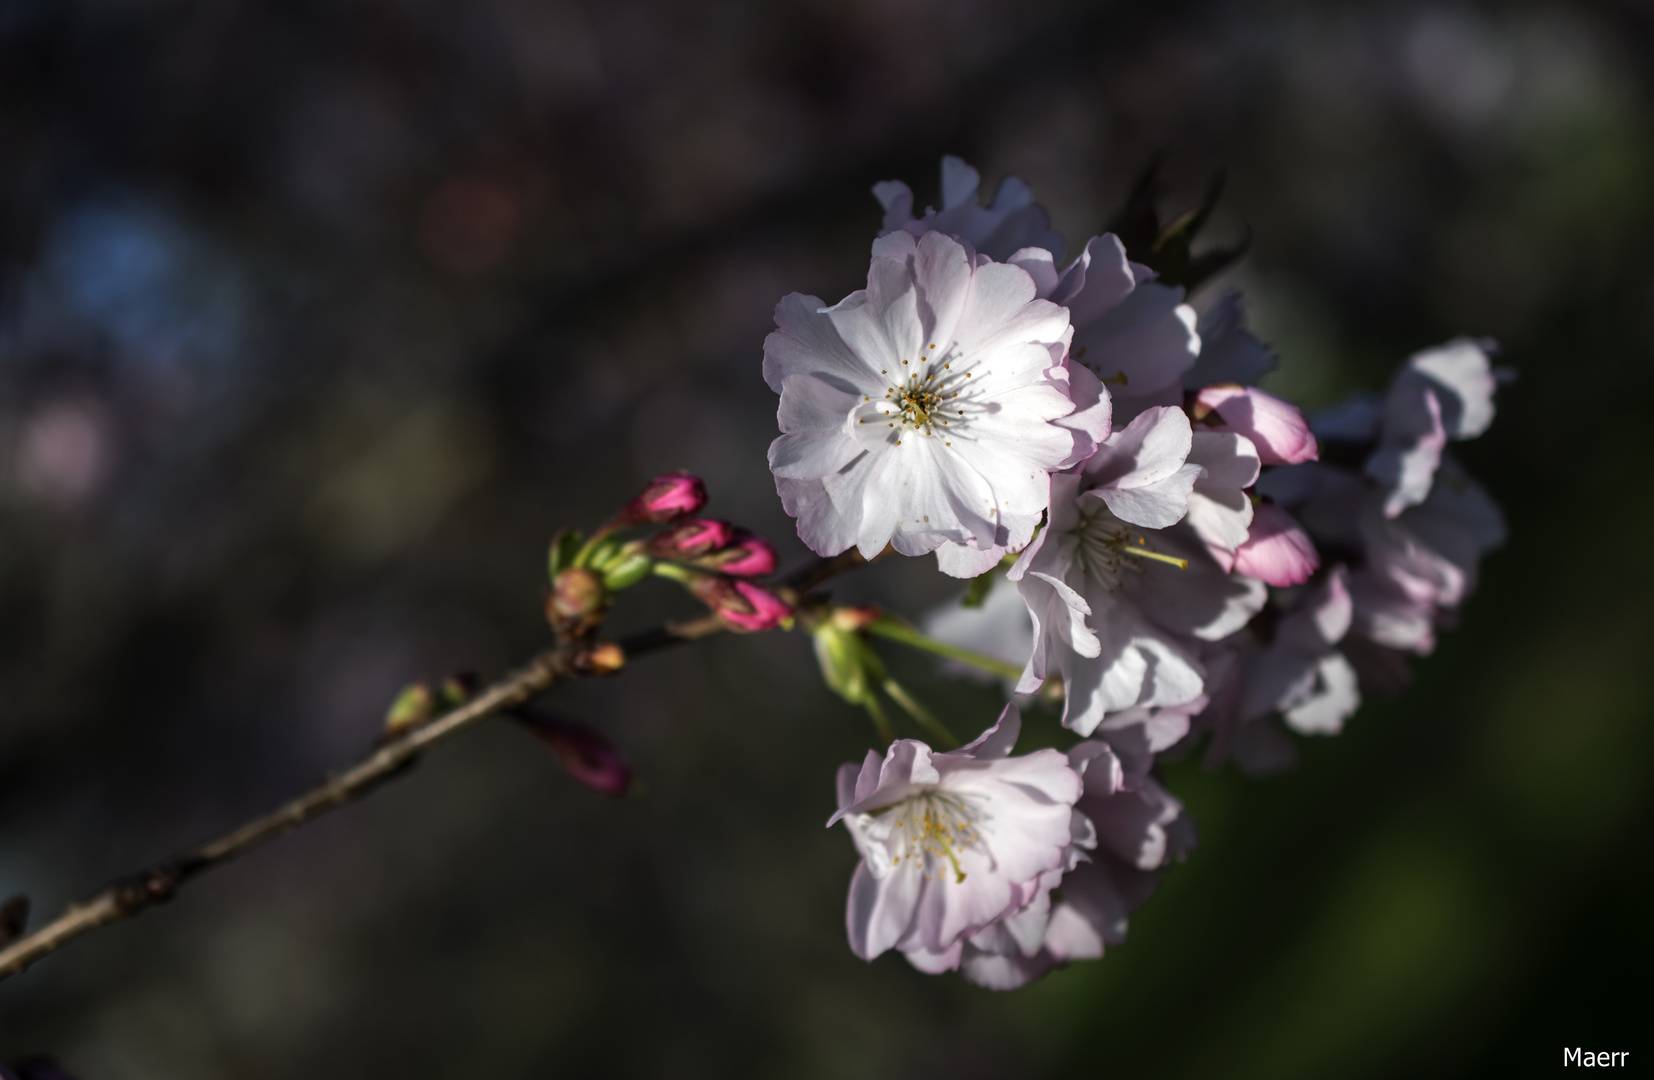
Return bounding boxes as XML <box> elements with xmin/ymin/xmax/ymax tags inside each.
<box><xmin>924</xmin><ymin>737</ymin><xmax>1195</xmax><ymax>990</ymax></box>
<box><xmin>1011</xmin><ymin>407</ymin><xmax>1265</xmax><ymax>736</ymax></box>
<box><xmin>765</xmin><ymin>229</ymin><xmax>1085</xmax><ymax>571</ymax></box>
<box><xmin>830</xmin><ymin>704</ymin><xmax>1083</xmax><ymax>962</ymax></box>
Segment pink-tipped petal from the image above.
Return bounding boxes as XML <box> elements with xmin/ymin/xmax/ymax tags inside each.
<box><xmin>720</xmin><ymin>581</ymin><xmax>791</xmax><ymax>631</ymax></box>
<box><xmin>649</xmin><ymin>518</ymin><xmax>736</xmax><ymax>558</ymax></box>
<box><xmin>1195</xmin><ymin>384</ymin><xmax>1319</xmax><ymax>466</ymax></box>
<box><xmin>715</xmin><ymin>535</ymin><xmax>780</xmax><ymax>577</ymax></box>
<box><xmin>1232</xmin><ymin>503</ymin><xmax>1320</xmax><ymax>586</ymax></box>
<box><xmin>620</xmin><ymin>471</ymin><xmax>708</xmax><ymax>524</ymax></box>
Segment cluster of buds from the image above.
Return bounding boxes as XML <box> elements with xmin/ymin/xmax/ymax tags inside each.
<box><xmin>647</xmin><ymin>519</ymin><xmax>779</xmax><ymax>577</ymax></box>
<box><xmin>545</xmin><ymin>471</ymin><xmax>792</xmax><ymax>639</ymax></box>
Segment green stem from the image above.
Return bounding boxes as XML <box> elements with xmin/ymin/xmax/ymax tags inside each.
<box><xmin>880</xmin><ymin>678</ymin><xmax>959</xmax><ymax>749</ymax></box>
<box><xmin>865</xmin><ymin>617</ymin><xmax>1022</xmax><ymax>682</ymax></box>
<box><xmin>650</xmin><ymin>561</ymin><xmax>697</xmax><ymax>585</ymax></box>
<box><xmin>862</xmin><ymin>694</ymin><xmax>896</xmax><ymax>746</ymax></box>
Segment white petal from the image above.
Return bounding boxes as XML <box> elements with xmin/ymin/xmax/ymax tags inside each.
<box><xmin>1283</xmin><ymin>652</ymin><xmax>1361</xmax><ymax>735</ymax></box>
<box><xmin>1072</xmin><ymin>281</ymin><xmax>1198</xmax><ymax>396</ymax></box>
<box><xmin>763</xmin><ymin>292</ymin><xmax>882</xmax><ymax>395</ymax></box>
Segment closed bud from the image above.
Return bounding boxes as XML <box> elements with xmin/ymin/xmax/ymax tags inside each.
<box><xmin>617</xmin><ymin>470</ymin><xmax>707</xmax><ymax>525</ymax></box>
<box><xmin>574</xmin><ymin>641</ymin><xmax>625</xmax><ymax>676</ymax></box>
<box><xmin>811</xmin><ymin>621</ymin><xmax>880</xmax><ymax>705</ymax></box>
<box><xmin>384</xmin><ymin>682</ymin><xmax>435</xmax><ymax>737</ymax></box>
<box><xmin>548</xmin><ymin>566</ymin><xmax>608</xmax><ymax>631</ymax></box>
<box><xmin>700</xmin><ymin>531</ymin><xmax>778</xmax><ymax>577</ymax></box>
<box><xmin>648</xmin><ymin>518</ymin><xmax>735</xmax><ymax>558</ymax></box>
<box><xmin>689</xmin><ymin>574</ymin><xmax>792</xmax><ymax>632</ymax></box>
<box><xmin>520</xmin><ymin>713</ymin><xmax>633</xmax><ymax>796</ymax></box>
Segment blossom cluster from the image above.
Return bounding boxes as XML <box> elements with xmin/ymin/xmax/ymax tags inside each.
<box><xmin>765</xmin><ymin>158</ymin><xmax>1505</xmax><ymax>987</ymax></box>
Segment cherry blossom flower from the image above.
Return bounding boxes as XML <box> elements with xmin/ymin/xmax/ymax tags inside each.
<box><xmin>765</xmin><ymin>229</ymin><xmax>1090</xmax><ymax>571</ymax></box>
<box><xmin>920</xmin><ymin>736</ymin><xmax>1195</xmax><ymax>989</ymax></box>
<box><xmin>830</xmin><ymin>704</ymin><xmax>1084</xmax><ymax>962</ymax></box>
<box><xmin>1010</xmin><ymin>407</ymin><xmax>1266</xmax><ymax>735</ymax></box>
<box><xmin>870</xmin><ymin>156</ymin><xmax>1198</xmax><ymax>436</ymax></box>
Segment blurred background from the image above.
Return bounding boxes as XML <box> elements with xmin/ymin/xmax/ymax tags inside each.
<box><xmin>1</xmin><ymin>0</ymin><xmax>1650</xmax><ymax>1075</ymax></box>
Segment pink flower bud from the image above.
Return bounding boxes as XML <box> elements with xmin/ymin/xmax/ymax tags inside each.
<box><xmin>1193</xmin><ymin>384</ymin><xmax>1319</xmax><ymax>465</ymax></box>
<box><xmin>619</xmin><ymin>470</ymin><xmax>707</xmax><ymax>525</ymax></box>
<box><xmin>648</xmin><ymin>518</ymin><xmax>736</xmax><ymax>558</ymax></box>
<box><xmin>723</xmin><ymin>581</ymin><xmax>791</xmax><ymax>630</ymax></box>
<box><xmin>689</xmin><ymin>573</ymin><xmax>792</xmax><ymax>631</ymax></box>
<box><xmin>1233</xmin><ymin>502</ymin><xmax>1320</xmax><ymax>586</ymax></box>
<box><xmin>521</xmin><ymin>714</ymin><xmax>632</xmax><ymax>796</ymax></box>
<box><xmin>703</xmin><ymin>531</ymin><xmax>779</xmax><ymax>577</ymax></box>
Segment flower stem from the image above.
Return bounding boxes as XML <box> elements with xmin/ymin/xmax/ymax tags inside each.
<box><xmin>650</xmin><ymin>561</ymin><xmax>697</xmax><ymax>585</ymax></box>
<box><xmin>864</xmin><ymin>616</ymin><xmax>1022</xmax><ymax>682</ymax></box>
<box><xmin>862</xmin><ymin>693</ymin><xmax>896</xmax><ymax>745</ymax></box>
<box><xmin>880</xmin><ymin>678</ymin><xmax>959</xmax><ymax>749</ymax></box>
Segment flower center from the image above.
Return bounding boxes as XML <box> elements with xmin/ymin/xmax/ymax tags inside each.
<box><xmin>856</xmin><ymin>344</ymin><xmax>980</xmax><ymax>443</ymax></box>
<box><xmin>880</xmin><ymin>790</ymin><xmax>983</xmax><ymax>883</ymax></box>
<box><xmin>1070</xmin><ymin>507</ymin><xmax>1188</xmax><ymax>591</ymax></box>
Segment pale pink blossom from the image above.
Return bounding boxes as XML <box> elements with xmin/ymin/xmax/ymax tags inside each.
<box><xmin>1010</xmin><ymin>408</ymin><xmax>1267</xmax><ymax>736</ymax></box>
<box><xmin>765</xmin><ymin>230</ymin><xmax>1088</xmax><ymax>572</ymax></box>
<box><xmin>831</xmin><ymin>705</ymin><xmax>1084</xmax><ymax>962</ymax></box>
<box><xmin>923</xmin><ymin>737</ymin><xmax>1194</xmax><ymax>989</ymax></box>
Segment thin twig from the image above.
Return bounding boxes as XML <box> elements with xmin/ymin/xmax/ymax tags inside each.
<box><xmin>0</xmin><ymin>648</ymin><xmax>569</xmax><ymax>981</ymax></box>
<box><xmin>0</xmin><ymin>551</ymin><xmax>867</xmax><ymax>983</ymax></box>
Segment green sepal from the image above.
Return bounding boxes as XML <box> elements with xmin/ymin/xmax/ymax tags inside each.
<box><xmin>548</xmin><ymin>531</ymin><xmax>584</xmax><ymax>580</ymax></box>
<box><xmin>601</xmin><ymin>552</ymin><xmax>655</xmax><ymax>591</ymax></box>
<box><xmin>583</xmin><ymin>535</ymin><xmax>623</xmax><ymax>571</ymax></box>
